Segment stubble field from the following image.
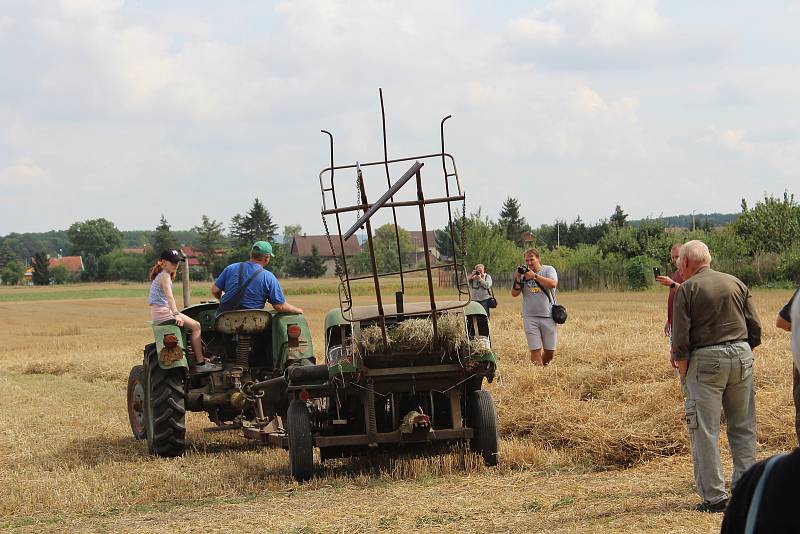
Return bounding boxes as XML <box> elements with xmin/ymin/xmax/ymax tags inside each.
<box><xmin>0</xmin><ymin>282</ymin><xmax>796</xmax><ymax>533</ymax></box>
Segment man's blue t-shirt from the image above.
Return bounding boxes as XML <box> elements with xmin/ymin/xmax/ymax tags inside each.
<box><xmin>215</xmin><ymin>262</ymin><xmax>286</xmax><ymax>310</ymax></box>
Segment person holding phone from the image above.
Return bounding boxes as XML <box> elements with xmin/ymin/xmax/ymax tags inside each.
<box><xmin>656</xmin><ymin>243</ymin><xmax>684</xmax><ymax>368</ymax></box>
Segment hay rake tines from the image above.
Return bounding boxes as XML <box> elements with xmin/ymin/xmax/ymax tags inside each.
<box><xmin>318</xmin><ymin>91</ymin><xmax>470</xmax><ymax>338</ymax></box>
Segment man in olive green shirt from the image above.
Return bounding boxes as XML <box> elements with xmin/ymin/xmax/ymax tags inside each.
<box><xmin>672</xmin><ymin>240</ymin><xmax>761</xmax><ymax>513</ymax></box>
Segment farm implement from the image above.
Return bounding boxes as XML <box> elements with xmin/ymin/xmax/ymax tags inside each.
<box><xmin>126</xmin><ymin>90</ymin><xmax>499</xmax><ymax>481</ymax></box>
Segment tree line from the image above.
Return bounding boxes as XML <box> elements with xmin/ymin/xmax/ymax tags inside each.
<box><xmin>0</xmin><ymin>198</ymin><xmax>326</xmax><ymax>285</ymax></box>
<box><xmin>443</xmin><ymin>193</ymin><xmax>800</xmax><ymax>290</ymax></box>
<box><xmin>2</xmin><ymin>192</ymin><xmax>799</xmax><ymax>288</ymax></box>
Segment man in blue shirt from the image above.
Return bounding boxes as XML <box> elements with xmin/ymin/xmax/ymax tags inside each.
<box><xmin>211</xmin><ymin>241</ymin><xmax>303</xmax><ymax>315</ymax></box>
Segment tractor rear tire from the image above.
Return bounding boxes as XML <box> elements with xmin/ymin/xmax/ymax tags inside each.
<box><xmin>287</xmin><ymin>399</ymin><xmax>313</xmax><ymax>482</ymax></box>
<box><xmin>468</xmin><ymin>390</ymin><xmax>499</xmax><ymax>466</ymax></box>
<box><xmin>127</xmin><ymin>365</ymin><xmax>147</xmax><ymax>440</ymax></box>
<box><xmin>145</xmin><ymin>353</ymin><xmax>187</xmax><ymax>457</ymax></box>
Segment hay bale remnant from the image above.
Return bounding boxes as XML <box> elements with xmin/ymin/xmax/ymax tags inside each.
<box><xmin>357</xmin><ymin>313</ymin><xmax>471</xmax><ymax>356</ymax></box>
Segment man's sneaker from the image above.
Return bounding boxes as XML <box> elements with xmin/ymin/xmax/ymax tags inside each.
<box><xmin>694</xmin><ymin>499</ymin><xmax>727</xmax><ymax>513</ymax></box>
<box><xmin>193</xmin><ymin>360</ymin><xmax>223</xmax><ymax>374</ymax></box>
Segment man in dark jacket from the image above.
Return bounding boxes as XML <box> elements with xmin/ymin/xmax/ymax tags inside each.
<box><xmin>672</xmin><ymin>240</ymin><xmax>762</xmax><ymax>513</ymax></box>
<box><xmin>721</xmin><ymin>449</ymin><xmax>800</xmax><ymax>533</ymax></box>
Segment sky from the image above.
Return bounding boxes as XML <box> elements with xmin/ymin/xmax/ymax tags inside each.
<box><xmin>2</xmin><ymin>0</ymin><xmax>800</xmax><ymax>237</ymax></box>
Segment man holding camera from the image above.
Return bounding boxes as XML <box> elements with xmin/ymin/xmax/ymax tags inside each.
<box><xmin>468</xmin><ymin>264</ymin><xmax>494</xmax><ymax>317</ymax></box>
<box><xmin>512</xmin><ymin>248</ymin><xmax>559</xmax><ymax>366</ymax></box>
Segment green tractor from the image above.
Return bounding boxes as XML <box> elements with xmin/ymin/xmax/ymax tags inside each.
<box><xmin>127</xmin><ymin>299</ymin><xmax>316</xmax><ymax>459</ymax></box>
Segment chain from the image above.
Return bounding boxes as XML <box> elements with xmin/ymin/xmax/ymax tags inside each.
<box><xmin>460</xmin><ymin>200</ymin><xmax>467</xmax><ymax>257</ymax></box>
<box><xmin>322</xmin><ymin>212</ymin><xmax>348</xmax><ymax>300</ymax></box>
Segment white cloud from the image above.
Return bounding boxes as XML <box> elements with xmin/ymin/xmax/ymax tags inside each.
<box><xmin>508</xmin><ymin>11</ymin><xmax>565</xmax><ymax>46</ymax></box>
<box><xmin>509</xmin><ymin>0</ymin><xmax>667</xmax><ymax>50</ymax></box>
<box><xmin>0</xmin><ymin>1</ymin><xmax>798</xmax><ymax>233</ymax></box>
<box><xmin>0</xmin><ymin>159</ymin><xmax>51</xmax><ymax>195</ymax></box>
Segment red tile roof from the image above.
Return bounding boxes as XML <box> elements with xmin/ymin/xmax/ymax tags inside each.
<box><xmin>30</xmin><ymin>256</ymin><xmax>84</xmax><ymax>273</ymax></box>
<box><xmin>179</xmin><ymin>246</ymin><xmax>201</xmax><ymax>267</ymax></box>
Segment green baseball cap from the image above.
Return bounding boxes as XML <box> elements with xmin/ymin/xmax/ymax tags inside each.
<box><xmin>252</xmin><ymin>241</ymin><xmax>273</xmax><ymax>255</ymax></box>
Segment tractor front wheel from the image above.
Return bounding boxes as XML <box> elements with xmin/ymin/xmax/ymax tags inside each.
<box><xmin>286</xmin><ymin>399</ymin><xmax>314</xmax><ymax>482</ymax></box>
<box><xmin>145</xmin><ymin>351</ymin><xmax>187</xmax><ymax>457</ymax></box>
<box><xmin>468</xmin><ymin>390</ymin><xmax>499</xmax><ymax>466</ymax></box>
<box><xmin>126</xmin><ymin>365</ymin><xmax>147</xmax><ymax>440</ymax></box>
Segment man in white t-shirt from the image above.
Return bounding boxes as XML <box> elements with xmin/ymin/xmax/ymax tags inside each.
<box><xmin>511</xmin><ymin>248</ymin><xmax>559</xmax><ymax>366</ymax></box>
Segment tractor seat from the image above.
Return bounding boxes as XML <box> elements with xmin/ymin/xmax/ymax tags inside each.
<box><xmin>213</xmin><ymin>309</ymin><xmax>271</xmax><ymax>334</ymax></box>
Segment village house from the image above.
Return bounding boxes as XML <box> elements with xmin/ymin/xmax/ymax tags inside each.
<box><xmin>408</xmin><ymin>230</ymin><xmax>438</xmax><ymax>265</ymax></box>
<box><xmin>24</xmin><ymin>255</ymin><xmax>84</xmax><ymax>284</ymax></box>
<box><xmin>289</xmin><ymin>235</ymin><xmax>361</xmax><ymax>275</ymax></box>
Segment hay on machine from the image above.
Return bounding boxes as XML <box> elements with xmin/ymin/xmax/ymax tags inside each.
<box><xmin>356</xmin><ymin>313</ymin><xmax>492</xmax><ymax>358</ymax></box>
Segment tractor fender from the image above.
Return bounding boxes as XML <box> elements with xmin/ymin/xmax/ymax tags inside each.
<box><xmin>148</xmin><ymin>323</ymin><xmax>189</xmax><ymax>371</ymax></box>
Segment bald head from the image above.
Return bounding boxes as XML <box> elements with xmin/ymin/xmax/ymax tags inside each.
<box><xmin>679</xmin><ymin>240</ymin><xmax>712</xmax><ymax>278</ymax></box>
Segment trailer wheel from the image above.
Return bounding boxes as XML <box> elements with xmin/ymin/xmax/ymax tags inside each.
<box><xmin>145</xmin><ymin>350</ymin><xmax>187</xmax><ymax>457</ymax></box>
<box><xmin>287</xmin><ymin>399</ymin><xmax>314</xmax><ymax>482</ymax></box>
<box><xmin>127</xmin><ymin>365</ymin><xmax>147</xmax><ymax>440</ymax></box>
<box><xmin>469</xmin><ymin>390</ymin><xmax>499</xmax><ymax>466</ymax></box>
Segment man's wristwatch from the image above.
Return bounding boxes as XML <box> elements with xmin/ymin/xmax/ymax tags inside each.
<box><xmin>670</xmin><ymin>282</ymin><xmax>676</xmax><ymax>288</ymax></box>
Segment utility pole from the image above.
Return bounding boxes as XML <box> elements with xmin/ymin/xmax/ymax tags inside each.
<box><xmin>556</xmin><ymin>221</ymin><xmax>560</xmax><ymax>248</ymax></box>
<box><xmin>691</xmin><ymin>209</ymin><xmax>696</xmax><ymax>232</ymax></box>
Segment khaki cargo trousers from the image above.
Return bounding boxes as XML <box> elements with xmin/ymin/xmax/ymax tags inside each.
<box><xmin>683</xmin><ymin>341</ymin><xmax>756</xmax><ymax>505</ymax></box>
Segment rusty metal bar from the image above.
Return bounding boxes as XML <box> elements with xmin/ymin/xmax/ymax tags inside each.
<box><xmin>320</xmin><ymin>130</ymin><xmax>353</xmax><ymax>309</ymax></box>
<box><xmin>416</xmin><ymin>169</ymin><xmax>438</xmax><ymax>343</ymax></box>
<box><xmin>441</xmin><ymin>115</ymin><xmax>460</xmax><ymax>278</ymax></box>
<box><xmin>379</xmin><ymin>89</ymin><xmax>405</xmax><ymax>294</ymax></box>
<box><xmin>358</xmin><ymin>172</ymin><xmax>388</xmax><ymax>351</ymax></box>
<box><xmin>343</xmin><ymin>161</ymin><xmax>424</xmax><ymax>241</ymax></box>
<box><xmin>343</xmin><ymin>262</ymin><xmax>464</xmax><ymax>281</ymax></box>
<box><xmin>321</xmin><ymin>194</ymin><xmax>465</xmax><ymax>216</ymax></box>
<box><xmin>320</xmin><ymin>152</ymin><xmax>452</xmax><ymax>175</ymax></box>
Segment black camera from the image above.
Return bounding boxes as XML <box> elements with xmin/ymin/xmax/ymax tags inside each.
<box><xmin>517</xmin><ymin>265</ymin><xmax>529</xmax><ymax>275</ymax></box>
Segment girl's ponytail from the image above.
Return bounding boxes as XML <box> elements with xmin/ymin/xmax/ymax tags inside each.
<box><xmin>148</xmin><ymin>260</ymin><xmax>164</xmax><ymax>281</ymax></box>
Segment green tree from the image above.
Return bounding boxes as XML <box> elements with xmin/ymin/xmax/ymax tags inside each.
<box><xmin>348</xmin><ymin>249</ymin><xmax>374</xmax><ymax>275</ymax></box>
<box><xmin>463</xmin><ymin>211</ymin><xmax>521</xmax><ymax>274</ymax></box>
<box><xmin>373</xmin><ymin>224</ymin><xmax>413</xmax><ymax>272</ymax></box>
<box><xmin>283</xmin><ymin>224</ymin><xmax>302</xmax><ymax>250</ymax></box>
<box><xmin>230</xmin><ymin>198</ymin><xmax>279</xmax><ymax>250</ymax></box>
<box><xmin>498</xmin><ymin>197</ymin><xmax>531</xmax><ymax>247</ymax></box>
<box><xmin>625</xmin><ymin>255</ymin><xmax>657</xmax><ymax>290</ymax></box>
<box><xmin>302</xmin><ymin>245</ymin><xmax>328</xmax><ymax>277</ymax></box>
<box><xmin>610</xmin><ymin>205</ymin><xmax>628</xmax><ymax>229</ymax></box>
<box><xmin>81</xmin><ymin>254</ymin><xmax>98</xmax><ymax>282</ymax></box>
<box><xmin>734</xmin><ymin>192</ymin><xmax>800</xmax><ymax>254</ymax></box>
<box><xmin>0</xmin><ymin>260</ymin><xmax>24</xmax><ymax>285</ymax></box>
<box><xmin>0</xmin><ymin>240</ymin><xmax>17</xmax><ymax>270</ymax></box>
<box><xmin>51</xmin><ymin>265</ymin><xmax>71</xmax><ymax>284</ymax></box>
<box><xmin>193</xmin><ymin>215</ymin><xmax>226</xmax><ymax>277</ymax></box>
<box><xmin>598</xmin><ymin>225</ymin><xmax>640</xmax><ymax>258</ymax></box>
<box><xmin>434</xmin><ymin>219</ymin><xmax>465</xmax><ymax>261</ymax></box>
<box><xmin>67</xmin><ymin>218</ymin><xmax>123</xmax><ymax>257</ymax></box>
<box><xmin>32</xmin><ymin>251</ymin><xmax>51</xmax><ymax>285</ymax></box>
<box><xmin>105</xmin><ymin>251</ymin><xmax>150</xmax><ymax>282</ymax></box>
<box><xmin>150</xmin><ymin>215</ymin><xmax>178</xmax><ymax>259</ymax></box>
